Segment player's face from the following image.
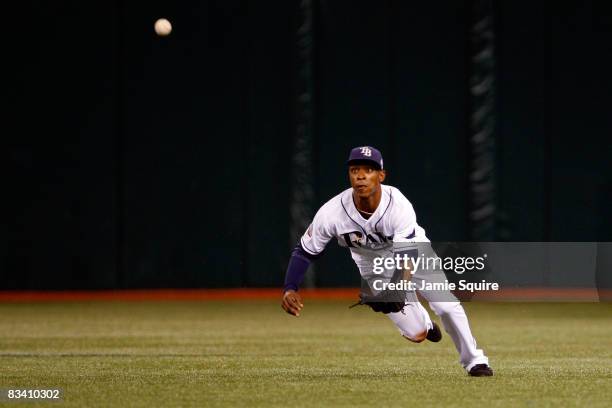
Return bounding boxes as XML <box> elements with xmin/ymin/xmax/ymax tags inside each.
<box><xmin>348</xmin><ymin>165</ymin><xmax>386</xmax><ymax>198</ymax></box>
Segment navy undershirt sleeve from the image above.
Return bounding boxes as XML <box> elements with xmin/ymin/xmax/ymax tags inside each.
<box><xmin>283</xmin><ymin>244</ymin><xmax>321</xmax><ymax>292</ymax></box>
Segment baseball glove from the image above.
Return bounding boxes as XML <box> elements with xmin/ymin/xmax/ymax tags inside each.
<box><xmin>350</xmin><ymin>266</ymin><xmax>408</xmax><ymax>314</ymax></box>
<box><xmin>349</xmin><ymin>293</ymin><xmax>406</xmax><ymax>314</ymax></box>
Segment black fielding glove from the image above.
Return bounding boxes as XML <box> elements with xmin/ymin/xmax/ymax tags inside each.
<box><xmin>365</xmin><ymin>300</ymin><xmax>405</xmax><ymax>314</ymax></box>
<box><xmin>350</xmin><ymin>265</ymin><xmax>408</xmax><ymax>314</ymax></box>
<box><xmin>349</xmin><ymin>292</ymin><xmax>406</xmax><ymax>314</ymax></box>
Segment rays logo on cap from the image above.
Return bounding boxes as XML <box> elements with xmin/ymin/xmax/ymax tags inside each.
<box><xmin>347</xmin><ymin>145</ymin><xmax>384</xmax><ymax>170</ymax></box>
<box><xmin>360</xmin><ymin>147</ymin><xmax>372</xmax><ymax>157</ymax></box>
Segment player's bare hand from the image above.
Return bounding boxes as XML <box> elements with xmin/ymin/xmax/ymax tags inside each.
<box><xmin>282</xmin><ymin>290</ymin><xmax>304</xmax><ymax>317</ymax></box>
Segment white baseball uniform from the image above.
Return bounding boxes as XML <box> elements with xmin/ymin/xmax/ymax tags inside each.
<box><xmin>300</xmin><ymin>184</ymin><xmax>489</xmax><ymax>371</ymax></box>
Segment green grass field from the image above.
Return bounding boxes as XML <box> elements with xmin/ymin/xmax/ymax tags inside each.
<box><xmin>1</xmin><ymin>300</ymin><xmax>611</xmax><ymax>407</ymax></box>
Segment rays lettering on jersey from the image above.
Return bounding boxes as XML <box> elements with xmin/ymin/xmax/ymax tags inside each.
<box><xmin>341</xmin><ymin>231</ymin><xmax>393</xmax><ymax>249</ymax></box>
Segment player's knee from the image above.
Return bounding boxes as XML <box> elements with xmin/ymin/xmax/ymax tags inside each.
<box><xmin>402</xmin><ymin>330</ymin><xmax>427</xmax><ymax>343</ymax></box>
<box><xmin>429</xmin><ymin>301</ymin><xmax>461</xmax><ymax>317</ymax></box>
<box><xmin>398</xmin><ymin>322</ymin><xmax>428</xmax><ymax>343</ymax></box>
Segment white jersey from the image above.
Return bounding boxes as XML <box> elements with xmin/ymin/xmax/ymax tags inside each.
<box><xmin>300</xmin><ymin>184</ymin><xmax>429</xmax><ymax>279</ymax></box>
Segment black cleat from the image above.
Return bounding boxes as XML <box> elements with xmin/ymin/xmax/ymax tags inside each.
<box><xmin>468</xmin><ymin>364</ymin><xmax>494</xmax><ymax>377</ymax></box>
<box><xmin>426</xmin><ymin>322</ymin><xmax>442</xmax><ymax>342</ymax></box>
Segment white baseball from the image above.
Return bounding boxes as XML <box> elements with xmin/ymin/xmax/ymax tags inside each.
<box><xmin>154</xmin><ymin>18</ymin><xmax>172</xmax><ymax>36</ymax></box>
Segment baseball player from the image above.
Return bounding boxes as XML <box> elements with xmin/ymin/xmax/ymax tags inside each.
<box><xmin>281</xmin><ymin>146</ymin><xmax>493</xmax><ymax>377</ymax></box>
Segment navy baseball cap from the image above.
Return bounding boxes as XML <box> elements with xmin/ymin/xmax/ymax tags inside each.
<box><xmin>347</xmin><ymin>146</ymin><xmax>384</xmax><ymax>170</ymax></box>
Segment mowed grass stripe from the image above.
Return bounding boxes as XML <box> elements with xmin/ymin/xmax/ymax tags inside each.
<box><xmin>1</xmin><ymin>301</ymin><xmax>611</xmax><ymax>407</ymax></box>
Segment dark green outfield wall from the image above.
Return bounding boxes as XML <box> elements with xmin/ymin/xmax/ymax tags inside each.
<box><xmin>4</xmin><ymin>1</ymin><xmax>611</xmax><ymax>289</ymax></box>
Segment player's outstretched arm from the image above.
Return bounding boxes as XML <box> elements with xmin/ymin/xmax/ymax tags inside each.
<box><xmin>281</xmin><ymin>244</ymin><xmax>320</xmax><ymax>317</ymax></box>
<box><xmin>281</xmin><ymin>290</ymin><xmax>304</xmax><ymax>317</ymax></box>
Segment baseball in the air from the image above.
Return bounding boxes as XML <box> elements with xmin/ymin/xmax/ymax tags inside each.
<box><xmin>154</xmin><ymin>18</ymin><xmax>172</xmax><ymax>36</ymax></box>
